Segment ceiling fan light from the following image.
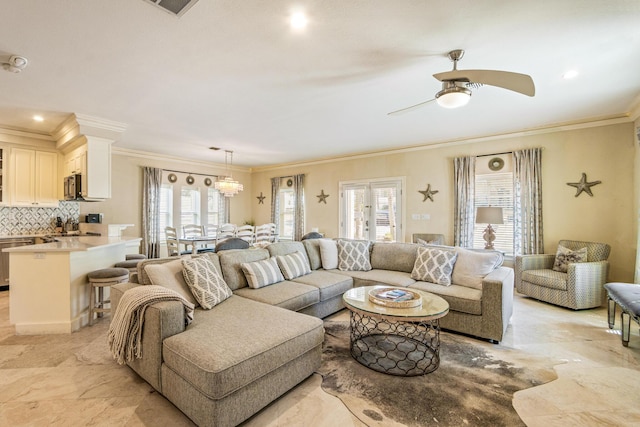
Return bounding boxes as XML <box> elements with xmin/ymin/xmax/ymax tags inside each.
<box><xmin>435</xmin><ymin>86</ymin><xmax>471</xmax><ymax>109</ymax></box>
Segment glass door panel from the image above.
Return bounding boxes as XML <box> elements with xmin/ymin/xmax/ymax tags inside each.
<box><xmin>341</xmin><ymin>179</ymin><xmax>403</xmax><ymax>242</ymax></box>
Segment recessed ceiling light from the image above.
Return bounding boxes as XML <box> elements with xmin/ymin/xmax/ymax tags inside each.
<box><xmin>33</xmin><ymin>115</ymin><xmax>44</xmax><ymax>122</ymax></box>
<box><xmin>290</xmin><ymin>12</ymin><xmax>308</xmax><ymax>30</ymax></box>
<box><xmin>563</xmin><ymin>70</ymin><xmax>579</xmax><ymax>80</ymax></box>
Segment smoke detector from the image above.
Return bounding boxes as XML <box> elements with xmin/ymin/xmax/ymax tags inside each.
<box><xmin>2</xmin><ymin>55</ymin><xmax>28</xmax><ymax>73</ymax></box>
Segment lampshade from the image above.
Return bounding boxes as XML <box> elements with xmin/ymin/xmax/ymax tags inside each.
<box><xmin>435</xmin><ymin>84</ymin><xmax>471</xmax><ymax>109</ymax></box>
<box><xmin>215</xmin><ymin>150</ymin><xmax>244</xmax><ymax>197</ymax></box>
<box><xmin>475</xmin><ymin>207</ymin><xmax>504</xmax><ymax>225</ymax></box>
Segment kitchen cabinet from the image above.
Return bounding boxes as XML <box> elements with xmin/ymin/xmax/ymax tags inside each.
<box><xmin>10</xmin><ymin>148</ymin><xmax>59</xmax><ymax>207</ymax></box>
<box><xmin>63</xmin><ymin>139</ymin><xmax>110</xmax><ymax>200</ymax></box>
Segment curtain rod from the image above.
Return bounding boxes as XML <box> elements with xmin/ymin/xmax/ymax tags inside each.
<box><xmin>162</xmin><ymin>168</ymin><xmax>220</xmax><ymax>178</ymax></box>
<box><xmin>476</xmin><ymin>151</ymin><xmax>513</xmax><ymax>158</ymax></box>
<box><xmin>476</xmin><ymin>147</ymin><xmax>544</xmax><ymax>158</ymax></box>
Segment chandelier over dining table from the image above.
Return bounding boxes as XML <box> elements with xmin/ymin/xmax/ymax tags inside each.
<box><xmin>215</xmin><ymin>150</ymin><xmax>244</xmax><ymax>197</ymax></box>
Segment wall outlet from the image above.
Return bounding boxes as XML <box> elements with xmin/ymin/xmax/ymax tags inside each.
<box><xmin>34</xmin><ymin>253</ymin><xmax>46</xmax><ymax>259</ymax></box>
<box><xmin>421</xmin><ymin>214</ymin><xmax>431</xmax><ymax>220</ymax></box>
<box><xmin>411</xmin><ymin>214</ymin><xmax>420</xmax><ymax>220</ymax></box>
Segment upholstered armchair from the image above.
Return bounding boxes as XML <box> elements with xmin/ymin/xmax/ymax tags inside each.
<box><xmin>515</xmin><ymin>240</ymin><xmax>611</xmax><ymax>310</ymax></box>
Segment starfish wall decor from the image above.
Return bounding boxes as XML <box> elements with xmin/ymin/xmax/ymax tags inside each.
<box><xmin>256</xmin><ymin>192</ymin><xmax>266</xmax><ymax>204</ymax></box>
<box><xmin>566</xmin><ymin>173</ymin><xmax>602</xmax><ymax>197</ymax></box>
<box><xmin>419</xmin><ymin>184</ymin><xmax>439</xmax><ymax>202</ymax></box>
<box><xmin>317</xmin><ymin>190</ymin><xmax>329</xmax><ymax>204</ymax></box>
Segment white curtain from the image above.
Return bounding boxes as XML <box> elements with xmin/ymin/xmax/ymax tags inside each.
<box><xmin>270</xmin><ymin>177</ymin><xmax>281</xmax><ymax>235</ymax></box>
<box><xmin>453</xmin><ymin>156</ymin><xmax>476</xmax><ymax>247</ymax></box>
<box><xmin>142</xmin><ymin>167</ymin><xmax>162</xmax><ymax>258</ymax></box>
<box><xmin>513</xmin><ymin>148</ymin><xmax>543</xmax><ymax>255</ymax></box>
<box><xmin>293</xmin><ymin>174</ymin><xmax>305</xmax><ymax>241</ymax></box>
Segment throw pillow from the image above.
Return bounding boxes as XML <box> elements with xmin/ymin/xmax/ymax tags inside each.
<box><xmin>451</xmin><ymin>247</ymin><xmax>504</xmax><ymax>290</ymax></box>
<box><xmin>145</xmin><ymin>259</ymin><xmax>198</xmax><ymax>307</ymax></box>
<box><xmin>318</xmin><ymin>238</ymin><xmax>338</xmax><ymax>269</ymax></box>
<box><xmin>276</xmin><ymin>251</ymin><xmax>311</xmax><ymax>280</ymax></box>
<box><xmin>411</xmin><ymin>246</ymin><xmax>458</xmax><ymax>286</ymax></box>
<box><xmin>417</xmin><ymin>238</ymin><xmax>441</xmax><ymax>246</ymax></box>
<box><xmin>241</xmin><ymin>257</ymin><xmax>285</xmax><ymax>289</ymax></box>
<box><xmin>552</xmin><ymin>245</ymin><xmax>588</xmax><ymax>273</ymax></box>
<box><xmin>337</xmin><ymin>239</ymin><xmax>372</xmax><ymax>271</ymax></box>
<box><xmin>181</xmin><ymin>257</ymin><xmax>233</xmax><ymax>309</ymax></box>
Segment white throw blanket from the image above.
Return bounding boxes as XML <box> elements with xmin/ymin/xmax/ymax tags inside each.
<box><xmin>108</xmin><ymin>285</ymin><xmax>195</xmax><ymax>365</ymax></box>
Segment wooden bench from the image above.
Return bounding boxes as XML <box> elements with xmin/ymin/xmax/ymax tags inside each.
<box><xmin>604</xmin><ymin>282</ymin><xmax>640</xmax><ymax>346</ymax></box>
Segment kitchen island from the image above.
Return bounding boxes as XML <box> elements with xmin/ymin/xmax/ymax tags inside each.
<box><xmin>4</xmin><ymin>236</ymin><xmax>141</xmax><ymax>335</ymax></box>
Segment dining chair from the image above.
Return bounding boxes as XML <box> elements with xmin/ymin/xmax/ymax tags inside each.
<box><xmin>255</xmin><ymin>223</ymin><xmax>277</xmax><ymax>245</ymax></box>
<box><xmin>165</xmin><ymin>226</ymin><xmax>188</xmax><ymax>256</ymax></box>
<box><xmin>183</xmin><ymin>224</ymin><xmax>204</xmax><ymax>238</ymax></box>
<box><xmin>235</xmin><ymin>224</ymin><xmax>256</xmax><ymax>244</ymax></box>
<box><xmin>216</xmin><ymin>223</ymin><xmax>236</xmax><ymax>245</ymax></box>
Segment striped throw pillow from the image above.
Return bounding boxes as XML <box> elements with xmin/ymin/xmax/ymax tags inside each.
<box><xmin>277</xmin><ymin>251</ymin><xmax>311</xmax><ymax>280</ymax></box>
<box><xmin>241</xmin><ymin>257</ymin><xmax>285</xmax><ymax>289</ymax></box>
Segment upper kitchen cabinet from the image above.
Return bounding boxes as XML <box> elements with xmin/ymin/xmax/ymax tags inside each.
<box><xmin>56</xmin><ymin>114</ymin><xmax>126</xmax><ymax>201</ymax></box>
<box><xmin>10</xmin><ymin>148</ymin><xmax>59</xmax><ymax>207</ymax></box>
<box><xmin>63</xmin><ymin>138</ymin><xmax>111</xmax><ymax>200</ymax></box>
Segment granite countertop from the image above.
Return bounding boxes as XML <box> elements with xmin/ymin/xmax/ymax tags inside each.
<box><xmin>2</xmin><ymin>236</ymin><xmax>142</xmax><ymax>253</ymax></box>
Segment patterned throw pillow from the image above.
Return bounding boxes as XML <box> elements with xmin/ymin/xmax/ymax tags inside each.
<box><xmin>241</xmin><ymin>257</ymin><xmax>285</xmax><ymax>289</ymax></box>
<box><xmin>276</xmin><ymin>251</ymin><xmax>311</xmax><ymax>280</ymax></box>
<box><xmin>411</xmin><ymin>246</ymin><xmax>458</xmax><ymax>286</ymax></box>
<box><xmin>337</xmin><ymin>239</ymin><xmax>372</xmax><ymax>271</ymax></box>
<box><xmin>552</xmin><ymin>245</ymin><xmax>588</xmax><ymax>273</ymax></box>
<box><xmin>181</xmin><ymin>257</ymin><xmax>233</xmax><ymax>309</ymax></box>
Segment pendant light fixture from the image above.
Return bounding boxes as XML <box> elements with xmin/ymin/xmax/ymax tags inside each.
<box><xmin>214</xmin><ymin>150</ymin><xmax>244</xmax><ymax>197</ymax></box>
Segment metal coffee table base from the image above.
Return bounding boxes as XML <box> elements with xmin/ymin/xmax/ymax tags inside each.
<box><xmin>349</xmin><ymin>310</ymin><xmax>441</xmax><ymax>376</ymax></box>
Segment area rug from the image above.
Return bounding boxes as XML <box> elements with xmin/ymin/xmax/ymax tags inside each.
<box><xmin>317</xmin><ymin>319</ymin><xmax>556</xmax><ymax>427</ymax></box>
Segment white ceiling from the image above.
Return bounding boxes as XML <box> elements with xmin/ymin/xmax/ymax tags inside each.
<box><xmin>1</xmin><ymin>0</ymin><xmax>639</xmax><ymax>167</ymax></box>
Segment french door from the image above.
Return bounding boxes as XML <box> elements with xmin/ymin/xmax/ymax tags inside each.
<box><xmin>340</xmin><ymin>178</ymin><xmax>404</xmax><ymax>242</ymax></box>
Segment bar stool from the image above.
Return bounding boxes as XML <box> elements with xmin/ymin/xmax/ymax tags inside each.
<box><xmin>87</xmin><ymin>267</ymin><xmax>129</xmax><ymax>326</ymax></box>
<box><xmin>114</xmin><ymin>259</ymin><xmax>142</xmax><ymax>274</ymax></box>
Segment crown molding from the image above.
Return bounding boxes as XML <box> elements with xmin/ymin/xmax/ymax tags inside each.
<box><xmin>111</xmin><ymin>146</ymin><xmax>250</xmax><ymax>173</ymax></box>
<box><xmin>251</xmin><ymin>114</ymin><xmax>634</xmax><ymax>173</ymax></box>
<box><xmin>55</xmin><ymin>113</ymin><xmax>127</xmax><ymax>151</ymax></box>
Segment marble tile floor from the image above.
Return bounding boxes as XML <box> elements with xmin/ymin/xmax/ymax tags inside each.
<box><xmin>0</xmin><ymin>289</ymin><xmax>639</xmax><ymax>426</ymax></box>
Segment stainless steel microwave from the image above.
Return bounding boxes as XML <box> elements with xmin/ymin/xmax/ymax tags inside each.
<box><xmin>64</xmin><ymin>174</ymin><xmax>83</xmax><ymax>201</ymax></box>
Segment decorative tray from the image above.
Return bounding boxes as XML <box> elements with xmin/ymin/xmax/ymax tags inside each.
<box><xmin>368</xmin><ymin>287</ymin><xmax>422</xmax><ymax>308</ymax></box>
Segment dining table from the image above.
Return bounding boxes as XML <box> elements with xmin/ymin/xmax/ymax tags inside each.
<box><xmin>178</xmin><ymin>236</ymin><xmax>217</xmax><ymax>254</ymax></box>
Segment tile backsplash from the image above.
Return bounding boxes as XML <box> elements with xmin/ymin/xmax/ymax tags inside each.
<box><xmin>0</xmin><ymin>202</ymin><xmax>80</xmax><ymax>235</ymax></box>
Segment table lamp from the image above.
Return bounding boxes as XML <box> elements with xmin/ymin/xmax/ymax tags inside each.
<box><xmin>475</xmin><ymin>207</ymin><xmax>503</xmax><ymax>250</ymax></box>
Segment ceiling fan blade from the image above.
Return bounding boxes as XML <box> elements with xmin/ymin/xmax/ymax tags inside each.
<box><xmin>433</xmin><ymin>69</ymin><xmax>535</xmax><ymax>97</ymax></box>
<box><xmin>387</xmin><ymin>98</ymin><xmax>436</xmax><ymax>116</ymax></box>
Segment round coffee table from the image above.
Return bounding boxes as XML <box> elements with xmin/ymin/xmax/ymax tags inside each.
<box><xmin>342</xmin><ymin>285</ymin><xmax>449</xmax><ymax>376</ymax></box>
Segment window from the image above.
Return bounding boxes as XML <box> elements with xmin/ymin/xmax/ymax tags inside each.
<box><xmin>207</xmin><ymin>188</ymin><xmax>222</xmax><ymax>226</ymax></box>
<box><xmin>158</xmin><ymin>172</ymin><xmax>226</xmax><ymax>247</ymax></box>
<box><xmin>159</xmin><ymin>184</ymin><xmax>173</xmax><ymax>234</ymax></box>
<box><xmin>473</xmin><ymin>171</ymin><xmax>514</xmax><ymax>255</ymax></box>
<box><xmin>181</xmin><ymin>187</ymin><xmax>200</xmax><ymax>225</ymax></box>
<box><xmin>340</xmin><ymin>178</ymin><xmax>404</xmax><ymax>242</ymax></box>
<box><xmin>278</xmin><ymin>188</ymin><xmax>296</xmax><ymax>240</ymax></box>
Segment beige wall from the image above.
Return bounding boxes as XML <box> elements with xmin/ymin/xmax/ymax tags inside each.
<box><xmin>251</xmin><ymin>122</ymin><xmax>636</xmax><ymax>282</ymax></box>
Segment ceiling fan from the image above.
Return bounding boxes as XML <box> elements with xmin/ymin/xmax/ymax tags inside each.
<box><xmin>388</xmin><ymin>49</ymin><xmax>535</xmax><ymax>115</ymax></box>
